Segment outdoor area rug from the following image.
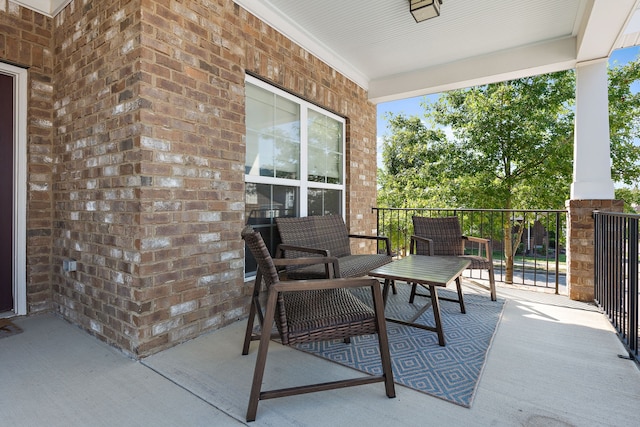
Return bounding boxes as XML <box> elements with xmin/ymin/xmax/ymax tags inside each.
<box><xmin>294</xmin><ymin>284</ymin><xmax>505</xmax><ymax>408</ymax></box>
<box><xmin>0</xmin><ymin>318</ymin><xmax>23</xmax><ymax>339</ymax></box>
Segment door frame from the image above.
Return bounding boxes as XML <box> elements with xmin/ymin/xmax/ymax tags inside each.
<box><xmin>0</xmin><ymin>62</ymin><xmax>27</xmax><ymax>316</ymax></box>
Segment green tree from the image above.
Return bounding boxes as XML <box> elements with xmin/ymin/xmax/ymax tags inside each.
<box><xmin>614</xmin><ymin>187</ymin><xmax>640</xmax><ymax>213</ymax></box>
<box><xmin>432</xmin><ymin>72</ymin><xmax>575</xmax><ymax>282</ymax></box>
<box><xmin>609</xmin><ymin>59</ymin><xmax>640</xmax><ymax>186</ymax></box>
<box><xmin>379</xmin><ymin>59</ymin><xmax>640</xmax><ymax>282</ymax></box>
<box><xmin>380</xmin><ymin>71</ymin><xmax>575</xmax><ymax>282</ymax></box>
<box><xmin>610</xmin><ymin>58</ymin><xmax>640</xmax><ymax>212</ymax></box>
<box><xmin>378</xmin><ymin>115</ymin><xmax>460</xmax><ymax>208</ymax></box>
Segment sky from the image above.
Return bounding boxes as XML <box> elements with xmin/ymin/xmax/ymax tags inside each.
<box><xmin>376</xmin><ymin>45</ymin><xmax>640</xmax><ymax>142</ymax></box>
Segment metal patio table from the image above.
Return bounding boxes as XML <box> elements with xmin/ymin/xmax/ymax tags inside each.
<box><xmin>368</xmin><ymin>255</ymin><xmax>471</xmax><ymax>346</ymax></box>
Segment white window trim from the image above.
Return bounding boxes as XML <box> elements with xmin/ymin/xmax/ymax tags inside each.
<box><xmin>244</xmin><ymin>75</ymin><xmax>346</xmax><ymax>217</ymax></box>
<box><xmin>0</xmin><ymin>62</ymin><xmax>28</xmax><ymax>316</ymax></box>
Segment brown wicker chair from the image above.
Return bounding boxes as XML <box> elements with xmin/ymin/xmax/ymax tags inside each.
<box><xmin>275</xmin><ymin>215</ymin><xmax>393</xmax><ymax>280</ymax></box>
<box><xmin>241</xmin><ymin>226</ymin><xmax>395</xmax><ymax>422</ymax></box>
<box><xmin>411</xmin><ymin>216</ymin><xmax>497</xmax><ymax>301</ymax></box>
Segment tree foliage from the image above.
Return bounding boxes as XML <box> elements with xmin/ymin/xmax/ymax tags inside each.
<box><xmin>379</xmin><ymin>59</ymin><xmax>640</xmax><ymax>211</ymax></box>
<box><xmin>614</xmin><ymin>187</ymin><xmax>640</xmax><ymax>213</ymax></box>
<box><xmin>609</xmin><ymin>59</ymin><xmax>640</xmax><ymax>186</ymax></box>
<box><xmin>378</xmin><ymin>59</ymin><xmax>640</xmax><ymax>282</ymax></box>
<box><xmin>379</xmin><ymin>71</ymin><xmax>575</xmax><ymax>210</ymax></box>
<box><xmin>377</xmin><ymin>116</ymin><xmax>461</xmax><ymax>208</ymax></box>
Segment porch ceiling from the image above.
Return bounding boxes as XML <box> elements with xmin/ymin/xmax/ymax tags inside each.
<box><xmin>234</xmin><ymin>0</ymin><xmax>640</xmax><ymax>103</ymax></box>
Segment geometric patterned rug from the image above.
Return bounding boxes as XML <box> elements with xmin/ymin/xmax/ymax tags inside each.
<box><xmin>295</xmin><ymin>284</ymin><xmax>505</xmax><ymax>407</ymax></box>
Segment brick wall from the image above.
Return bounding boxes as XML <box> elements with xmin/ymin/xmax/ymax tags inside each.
<box><xmin>0</xmin><ymin>1</ymin><xmax>54</xmax><ymax>313</ymax></box>
<box><xmin>3</xmin><ymin>0</ymin><xmax>378</xmax><ymax>357</ymax></box>
<box><xmin>241</xmin><ymin>6</ymin><xmax>379</xmax><ymax>243</ymax></box>
<box><xmin>51</xmin><ymin>0</ymin><xmax>146</xmax><ymax>353</ymax></box>
<box><xmin>132</xmin><ymin>0</ymin><xmax>249</xmax><ymax>355</ymax></box>
<box><xmin>129</xmin><ymin>1</ymin><xmax>378</xmax><ymax>355</ymax></box>
<box><xmin>566</xmin><ymin>199</ymin><xmax>624</xmax><ymax>301</ymax></box>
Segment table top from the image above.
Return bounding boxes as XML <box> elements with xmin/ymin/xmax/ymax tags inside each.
<box><xmin>368</xmin><ymin>255</ymin><xmax>471</xmax><ymax>287</ymax></box>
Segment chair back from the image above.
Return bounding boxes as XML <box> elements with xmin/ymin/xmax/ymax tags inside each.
<box><xmin>412</xmin><ymin>216</ymin><xmax>464</xmax><ymax>256</ymax></box>
<box><xmin>242</xmin><ymin>226</ymin><xmax>289</xmax><ymax>336</ymax></box>
<box><xmin>314</xmin><ymin>215</ymin><xmax>352</xmax><ymax>258</ymax></box>
<box><xmin>276</xmin><ymin>215</ymin><xmax>352</xmax><ymax>258</ymax></box>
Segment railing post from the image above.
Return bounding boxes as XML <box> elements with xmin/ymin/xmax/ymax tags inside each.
<box><xmin>628</xmin><ymin>217</ymin><xmax>639</xmax><ymax>358</ymax></box>
<box><xmin>555</xmin><ymin>211</ymin><xmax>560</xmax><ymax>294</ymax></box>
<box><xmin>593</xmin><ymin>211</ymin><xmax>601</xmax><ymax>305</ymax></box>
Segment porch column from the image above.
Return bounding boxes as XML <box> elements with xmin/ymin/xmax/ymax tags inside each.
<box><xmin>566</xmin><ymin>60</ymin><xmax>621</xmax><ymax>302</ymax></box>
<box><xmin>571</xmin><ymin>59</ymin><xmax>614</xmax><ymax>199</ymax></box>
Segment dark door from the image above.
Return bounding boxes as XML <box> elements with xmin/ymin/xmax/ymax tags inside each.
<box><xmin>0</xmin><ymin>73</ymin><xmax>13</xmax><ymax>312</ymax></box>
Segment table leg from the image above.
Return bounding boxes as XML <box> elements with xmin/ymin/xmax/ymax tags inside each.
<box><xmin>455</xmin><ymin>277</ymin><xmax>466</xmax><ymax>314</ymax></box>
<box><xmin>381</xmin><ymin>278</ymin><xmax>391</xmax><ymax>305</ymax></box>
<box><xmin>380</xmin><ymin>278</ymin><xmax>447</xmax><ymax>346</ymax></box>
<box><xmin>429</xmin><ymin>285</ymin><xmax>445</xmax><ymax>346</ymax></box>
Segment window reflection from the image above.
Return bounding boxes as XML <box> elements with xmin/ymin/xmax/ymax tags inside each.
<box><xmin>308</xmin><ymin>189</ymin><xmax>341</xmax><ymax>216</ymax></box>
<box><xmin>245</xmin><ymin>84</ymin><xmax>300</xmax><ymax>179</ymax></box>
<box><xmin>307</xmin><ymin>110</ymin><xmax>343</xmax><ymax>184</ymax></box>
<box><xmin>245</xmin><ymin>183</ymin><xmax>298</xmax><ymax>274</ymax></box>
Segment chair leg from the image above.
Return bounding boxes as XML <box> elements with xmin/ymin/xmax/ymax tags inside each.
<box><xmin>242</xmin><ymin>297</ymin><xmax>258</xmax><ymax>355</ymax></box>
<box><xmin>243</xmin><ymin>271</ymin><xmax>263</xmax><ymax>355</ymax></box>
<box><xmin>455</xmin><ymin>277</ymin><xmax>465</xmax><ymax>314</ymax></box>
<box><xmin>246</xmin><ymin>289</ymin><xmax>278</xmax><ymax>422</ymax></box>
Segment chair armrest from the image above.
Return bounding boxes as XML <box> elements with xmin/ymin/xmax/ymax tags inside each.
<box><xmin>463</xmin><ymin>235</ymin><xmax>490</xmax><ymax>244</ymax></box>
<box><xmin>409</xmin><ymin>235</ymin><xmax>434</xmax><ymax>255</ymax></box>
<box><xmin>272</xmin><ymin>276</ymin><xmax>380</xmax><ymax>292</ymax></box>
<box><xmin>276</xmin><ymin>244</ymin><xmax>330</xmax><ymax>257</ymax></box>
<box><xmin>348</xmin><ymin>234</ymin><xmax>392</xmax><ymax>256</ymax></box>
<box><xmin>462</xmin><ymin>235</ymin><xmax>493</xmax><ymax>261</ymax></box>
<box><xmin>274</xmin><ymin>245</ymin><xmax>339</xmax><ymax>277</ymax></box>
<box><xmin>272</xmin><ymin>256</ymin><xmax>339</xmax><ymax>267</ymax></box>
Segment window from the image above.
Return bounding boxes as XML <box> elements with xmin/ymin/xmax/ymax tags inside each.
<box><xmin>244</xmin><ymin>76</ymin><xmax>346</xmax><ymax>276</ymax></box>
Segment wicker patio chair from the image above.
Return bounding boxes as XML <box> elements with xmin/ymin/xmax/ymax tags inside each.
<box><xmin>241</xmin><ymin>226</ymin><xmax>395</xmax><ymax>422</ymax></box>
<box><xmin>410</xmin><ymin>216</ymin><xmax>497</xmax><ymax>301</ymax></box>
<box><xmin>275</xmin><ymin>215</ymin><xmax>396</xmax><ymax>293</ymax></box>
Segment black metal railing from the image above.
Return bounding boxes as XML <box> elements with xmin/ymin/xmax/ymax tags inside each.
<box><xmin>594</xmin><ymin>211</ymin><xmax>640</xmax><ymax>363</ymax></box>
<box><xmin>372</xmin><ymin>207</ymin><xmax>567</xmax><ymax>293</ymax></box>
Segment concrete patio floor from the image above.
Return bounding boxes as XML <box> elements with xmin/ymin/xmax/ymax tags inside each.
<box><xmin>1</xmin><ymin>285</ymin><xmax>639</xmax><ymax>427</ymax></box>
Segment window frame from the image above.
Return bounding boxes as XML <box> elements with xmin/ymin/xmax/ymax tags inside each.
<box><xmin>244</xmin><ymin>75</ymin><xmax>346</xmax><ymax>218</ymax></box>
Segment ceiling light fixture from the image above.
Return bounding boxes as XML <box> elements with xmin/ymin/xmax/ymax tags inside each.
<box><xmin>409</xmin><ymin>0</ymin><xmax>442</xmax><ymax>23</ymax></box>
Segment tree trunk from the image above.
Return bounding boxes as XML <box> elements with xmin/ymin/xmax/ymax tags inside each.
<box><xmin>504</xmin><ymin>218</ymin><xmax>526</xmax><ymax>284</ymax></box>
<box><xmin>504</xmin><ymin>221</ymin><xmax>514</xmax><ymax>284</ymax></box>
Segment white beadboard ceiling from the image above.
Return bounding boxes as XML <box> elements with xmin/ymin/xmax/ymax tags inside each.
<box><xmin>235</xmin><ymin>0</ymin><xmax>640</xmax><ymax>103</ymax></box>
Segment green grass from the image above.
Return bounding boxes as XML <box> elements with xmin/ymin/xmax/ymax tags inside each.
<box><xmin>493</xmin><ymin>252</ymin><xmax>567</xmax><ymax>273</ymax></box>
